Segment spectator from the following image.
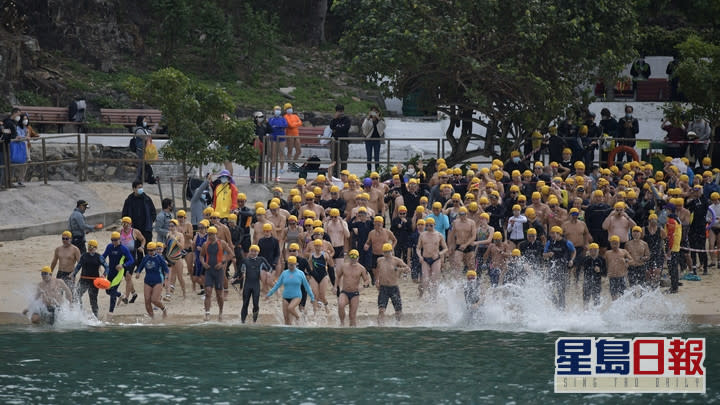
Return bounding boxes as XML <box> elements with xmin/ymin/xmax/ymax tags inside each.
<box><xmin>617</xmin><ymin>105</ymin><xmax>639</xmax><ymax>162</ymax></box>
<box><xmin>330</xmin><ymin>104</ymin><xmax>351</xmax><ymax>177</ymax></box>
<box><xmin>630</xmin><ymin>56</ymin><xmax>651</xmax><ymax>97</ymax></box>
<box><xmin>267</xmin><ymin>105</ymin><xmax>288</xmax><ymax>179</ymax></box>
<box><xmin>666</xmin><ymin>57</ymin><xmax>680</xmax><ymax>101</ymax></box>
<box><xmin>598</xmin><ymin>108</ymin><xmax>618</xmax><ymax>164</ymax></box>
<box><xmin>283</xmin><ymin>103</ymin><xmax>303</xmax><ymax>167</ymax></box>
<box><xmin>687</xmin><ymin>116</ymin><xmax>711</xmax><ymax>163</ymax></box>
<box><xmin>133</xmin><ymin>115</ymin><xmax>157</xmax><ymax>184</ymax></box>
<box><xmin>361</xmin><ymin>106</ymin><xmax>385</xmax><ymax>172</ymax></box>
<box><xmin>662</xmin><ymin>118</ymin><xmax>687</xmax><ymax>159</ymax></box>
<box><xmin>251</xmin><ymin>111</ymin><xmax>271</xmax><ymax>183</ymax></box>
<box><xmin>10</xmin><ymin>111</ymin><xmax>29</xmax><ymax>187</ymax></box>
<box><xmin>1</xmin><ymin>108</ymin><xmax>21</xmax><ymax>188</ymax></box>
<box><xmin>121</xmin><ymin>180</ymin><xmax>157</xmax><ymax>244</ymax></box>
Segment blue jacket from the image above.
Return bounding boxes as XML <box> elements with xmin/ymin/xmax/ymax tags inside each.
<box><xmin>268</xmin><ymin>116</ymin><xmax>288</xmax><ymax>137</ymax></box>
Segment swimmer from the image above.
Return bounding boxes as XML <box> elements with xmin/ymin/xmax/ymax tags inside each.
<box><xmin>72</xmin><ymin>240</ymin><xmax>108</xmax><ymax>317</ymax></box>
<box><xmin>309</xmin><ymin>237</ymin><xmax>334</xmax><ymax>311</ymax></box>
<box><xmin>23</xmin><ymin>266</ymin><xmax>72</xmax><ymax>325</ymax></box>
<box><xmin>232</xmin><ymin>244</ymin><xmax>272</xmax><ymax>323</ymax></box>
<box><xmin>335</xmin><ymin>249</ymin><xmax>370</xmax><ymax>327</ymax></box>
<box><xmin>416</xmin><ymin>217</ymin><xmax>448</xmax><ymax>294</ymax></box>
<box><xmin>101</xmin><ymin>231</ymin><xmax>135</xmax><ymax>316</ymax></box>
<box><xmin>375</xmin><ymin>243</ymin><xmax>410</xmax><ymax>325</ymax></box>
<box><xmin>135</xmin><ymin>242</ymin><xmax>170</xmax><ymax>319</ymax></box>
<box><xmin>199</xmin><ymin>226</ymin><xmax>235</xmax><ymax>321</ymax></box>
<box><xmin>266</xmin><ymin>256</ymin><xmax>316</xmax><ymax>325</ymax></box>
<box><xmin>363</xmin><ymin>216</ymin><xmax>397</xmax><ymax>285</ymax></box>
<box><xmin>50</xmin><ymin>231</ymin><xmax>81</xmax><ymax>290</ymax></box>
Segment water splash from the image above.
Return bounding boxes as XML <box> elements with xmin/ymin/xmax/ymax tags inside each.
<box><xmin>17</xmin><ymin>282</ymin><xmax>105</xmax><ymax>330</ymax></box>
<box><xmin>430</xmin><ymin>259</ymin><xmax>688</xmax><ymax>333</ymax></box>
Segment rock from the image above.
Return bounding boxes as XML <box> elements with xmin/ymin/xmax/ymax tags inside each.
<box><xmin>352</xmin><ymin>96</ymin><xmax>361</xmax><ymax>102</ymax></box>
<box><xmin>279</xmin><ymin>87</ymin><xmax>296</xmax><ymax>98</ymax></box>
<box><xmin>105</xmin><ymin>166</ymin><xmax>117</xmax><ymax>176</ymax></box>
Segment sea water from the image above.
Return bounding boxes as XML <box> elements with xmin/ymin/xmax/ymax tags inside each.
<box><xmin>3</xmin><ymin>272</ymin><xmax>718</xmax><ymax>403</ymax></box>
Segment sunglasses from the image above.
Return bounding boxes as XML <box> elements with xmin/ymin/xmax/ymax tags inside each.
<box><xmin>348</xmin><ymin>254</ymin><xmax>359</xmax><ymax>259</ymax></box>
<box><xmin>399</xmin><ymin>212</ymin><xmax>406</xmax><ymax>215</ymax></box>
<box><xmin>62</xmin><ymin>237</ymin><xmax>70</xmax><ymax>240</ymax></box>
<box><xmin>111</xmin><ymin>239</ymin><xmax>119</xmax><ymax>242</ymax></box>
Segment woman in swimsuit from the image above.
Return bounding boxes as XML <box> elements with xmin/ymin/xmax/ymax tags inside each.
<box><xmin>119</xmin><ymin>216</ymin><xmax>145</xmax><ymax>304</ymax></box>
<box><xmin>308</xmin><ymin>238</ymin><xmax>334</xmax><ymax>310</ymax></box>
<box><xmin>282</xmin><ymin>215</ymin><xmax>302</xmax><ymax>257</ymax></box>
<box><xmin>473</xmin><ymin>213</ymin><xmax>494</xmax><ymax>276</ymax></box>
<box><xmin>177</xmin><ymin>210</ymin><xmax>194</xmax><ymax>278</ymax></box>
<box><xmin>266</xmin><ymin>255</ymin><xmax>315</xmax><ymax>325</ymax></box>
<box><xmin>192</xmin><ymin>220</ymin><xmax>210</xmax><ymax>292</ymax></box>
<box><xmin>166</xmin><ymin>219</ymin><xmax>186</xmax><ymax>298</ymax></box>
<box><xmin>134</xmin><ymin>242</ymin><xmax>170</xmax><ymax>318</ymax></box>
<box><xmin>298</xmin><ymin>219</ymin><xmax>315</xmax><ymax>253</ymax></box>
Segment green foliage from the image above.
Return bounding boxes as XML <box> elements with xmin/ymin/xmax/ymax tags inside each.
<box><xmin>334</xmin><ymin>0</ymin><xmax>638</xmax><ymax>163</ymax></box>
<box><xmin>235</xmin><ymin>3</ymin><xmax>281</xmax><ymax>76</ymax></box>
<box><xmin>125</xmin><ymin>68</ymin><xmax>257</xmax><ymax>172</ymax></box>
<box><xmin>15</xmin><ymin>90</ymin><xmax>52</xmax><ymax>106</ymax></box>
<box><xmin>674</xmin><ymin>35</ymin><xmax>720</xmax><ymax>128</ymax></box>
<box><xmin>150</xmin><ymin>0</ymin><xmax>192</xmax><ymax>65</ymax></box>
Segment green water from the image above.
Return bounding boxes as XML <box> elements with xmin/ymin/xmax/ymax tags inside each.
<box><xmin>1</xmin><ymin>326</ymin><xmax>718</xmax><ymax>404</ymax></box>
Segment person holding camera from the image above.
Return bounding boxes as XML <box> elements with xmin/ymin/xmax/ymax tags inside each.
<box><xmin>361</xmin><ymin>106</ymin><xmax>386</xmax><ymax>172</ymax></box>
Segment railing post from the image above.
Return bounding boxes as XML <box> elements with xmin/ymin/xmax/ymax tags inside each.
<box><xmin>76</xmin><ymin>133</ymin><xmax>82</xmax><ymax>182</ymax></box>
<box><xmin>41</xmin><ymin>138</ymin><xmax>48</xmax><ymax>185</ymax></box>
<box><xmin>436</xmin><ymin>139</ymin><xmax>440</xmax><ymax>161</ymax></box>
<box><xmin>386</xmin><ymin>138</ymin><xmax>391</xmax><ymax>172</ymax></box>
<box><xmin>84</xmin><ymin>132</ymin><xmax>89</xmax><ymax>181</ymax></box>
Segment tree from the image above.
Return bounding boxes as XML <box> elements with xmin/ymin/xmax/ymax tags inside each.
<box><xmin>674</xmin><ymin>35</ymin><xmax>720</xmax><ymax>153</ymax></box>
<box><xmin>125</xmin><ymin>68</ymin><xmax>257</xmax><ymax>207</ymax></box>
<box><xmin>333</xmin><ymin>0</ymin><xmax>637</xmax><ymax>166</ymax></box>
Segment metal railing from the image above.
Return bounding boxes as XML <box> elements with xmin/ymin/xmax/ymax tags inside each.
<box><xmin>1</xmin><ymin>131</ymin><xmax>707</xmax><ymax>188</ymax></box>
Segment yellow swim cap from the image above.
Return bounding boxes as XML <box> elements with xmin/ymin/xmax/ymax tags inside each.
<box><xmin>287</xmin><ymin>255</ymin><xmax>297</xmax><ymax>264</ymax></box>
<box><xmin>207</xmin><ymin>226</ymin><xmax>218</xmax><ymax>234</ymax></box>
<box><xmin>41</xmin><ymin>266</ymin><xmax>52</xmax><ymax>274</ymax></box>
<box><xmin>249</xmin><ymin>244</ymin><xmax>260</xmax><ymax>252</ymax></box>
<box><xmin>382</xmin><ymin>243</ymin><xmax>393</xmax><ymax>252</ymax></box>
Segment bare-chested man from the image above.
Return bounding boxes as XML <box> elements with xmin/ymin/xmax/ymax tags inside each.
<box><xmin>602</xmin><ymin>201</ymin><xmax>636</xmax><ymax>245</ymax></box>
<box><xmin>51</xmin><ymin>231</ymin><xmax>81</xmax><ymax>289</ymax></box>
<box><xmin>364</xmin><ymin>216</ymin><xmax>397</xmax><ymax>284</ymax></box>
<box><xmin>325</xmin><ymin>208</ymin><xmax>350</xmax><ymax>270</ymax></box>
<box><xmin>341</xmin><ymin>176</ymin><xmax>361</xmax><ymax>220</ymax></box>
<box><xmin>450</xmin><ymin>207</ymin><xmax>477</xmax><ymax>272</ymax></box>
<box><xmin>483</xmin><ymin>231</ymin><xmax>512</xmax><ymax>287</ymax></box>
<box><xmin>335</xmin><ymin>249</ymin><xmax>371</xmax><ymax>327</ymax></box>
<box><xmin>375</xmin><ymin>243</ymin><xmax>411</xmax><ymax>325</ymax></box>
<box><xmin>530</xmin><ymin>191</ymin><xmax>551</xmax><ymax>225</ymax></box>
<box><xmin>546</xmin><ymin>197</ymin><xmax>568</xmax><ymax>231</ymax></box>
<box><xmin>23</xmin><ymin>266</ymin><xmax>73</xmax><ymax>325</ymax></box>
<box><xmin>416</xmin><ymin>217</ymin><xmax>449</xmax><ymax>292</ymax></box>
<box><xmin>267</xmin><ymin>202</ymin><xmax>289</xmax><ymax>242</ymax></box>
<box><xmin>252</xmin><ymin>208</ymin><xmax>270</xmax><ymax>245</ymax></box>
<box><xmin>300</xmin><ymin>192</ymin><xmax>325</xmax><ymax>220</ymax></box>
<box><xmin>363</xmin><ymin>178</ymin><xmax>385</xmax><ymax>215</ymax></box>
<box><xmin>604</xmin><ymin>235</ymin><xmax>633</xmax><ymax>300</ymax></box>
<box><xmin>562</xmin><ymin>207</ymin><xmax>592</xmax><ymax>282</ymax></box>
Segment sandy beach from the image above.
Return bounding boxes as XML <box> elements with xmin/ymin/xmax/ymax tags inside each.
<box><xmin>1</xmin><ymin>181</ymin><xmax>719</xmax><ymax>327</ymax></box>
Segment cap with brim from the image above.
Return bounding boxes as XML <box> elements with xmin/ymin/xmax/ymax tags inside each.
<box><xmin>77</xmin><ymin>200</ymin><xmax>89</xmax><ymax>208</ymax></box>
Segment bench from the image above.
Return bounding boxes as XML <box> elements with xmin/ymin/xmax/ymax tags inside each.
<box><xmin>636</xmin><ymin>79</ymin><xmax>670</xmax><ymax>101</ymax></box>
<box><xmin>15</xmin><ymin>106</ymin><xmax>83</xmax><ymax>132</ymax></box>
<box><xmin>100</xmin><ymin>108</ymin><xmax>163</xmax><ymax>128</ymax></box>
<box><xmin>298</xmin><ymin>126</ymin><xmax>325</xmax><ymax>147</ymax></box>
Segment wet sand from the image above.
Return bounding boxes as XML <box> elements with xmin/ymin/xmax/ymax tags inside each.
<box><xmin>1</xmin><ymin>231</ymin><xmax>718</xmax><ymax>327</ymax></box>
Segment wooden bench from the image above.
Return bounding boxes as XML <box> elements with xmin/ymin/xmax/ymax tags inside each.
<box><xmin>15</xmin><ymin>106</ymin><xmax>83</xmax><ymax>132</ymax></box>
<box><xmin>297</xmin><ymin>126</ymin><xmax>325</xmax><ymax>147</ymax></box>
<box><xmin>636</xmin><ymin>79</ymin><xmax>670</xmax><ymax>101</ymax></box>
<box><xmin>100</xmin><ymin>108</ymin><xmax>163</xmax><ymax>128</ymax></box>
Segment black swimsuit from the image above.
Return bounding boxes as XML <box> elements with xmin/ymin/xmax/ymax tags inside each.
<box><xmin>341</xmin><ymin>290</ymin><xmax>360</xmax><ymax>300</ymax></box>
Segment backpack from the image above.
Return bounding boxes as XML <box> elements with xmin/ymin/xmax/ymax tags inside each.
<box><xmin>129</xmin><ymin>137</ymin><xmax>138</xmax><ymax>152</ymax></box>
<box><xmin>68</xmin><ymin>99</ymin><xmax>86</xmax><ymax>122</ymax></box>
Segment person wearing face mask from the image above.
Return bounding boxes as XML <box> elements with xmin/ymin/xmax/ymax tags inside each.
<box><xmin>283</xmin><ymin>103</ymin><xmax>303</xmax><ymax>168</ymax></box>
<box><xmin>616</xmin><ymin>105</ymin><xmax>639</xmax><ymax>162</ymax></box>
<box><xmin>122</xmin><ymin>180</ymin><xmax>158</xmax><ymax>245</ymax></box>
<box><xmin>9</xmin><ymin>111</ymin><xmax>29</xmax><ymax>187</ymax></box>
<box><xmin>330</xmin><ymin>104</ymin><xmax>351</xmax><ymax>177</ymax></box>
<box><xmin>133</xmin><ymin>115</ymin><xmax>157</xmax><ymax>184</ymax></box>
<box><xmin>598</xmin><ymin>108</ymin><xmax>618</xmax><ymax>164</ymax></box>
<box><xmin>252</xmin><ymin>111</ymin><xmax>271</xmax><ymax>183</ymax></box>
<box><xmin>504</xmin><ymin>150</ymin><xmax>528</xmax><ymax>174</ymax></box>
<box><xmin>267</xmin><ymin>105</ymin><xmax>288</xmax><ymax>180</ymax></box>
<box><xmin>687</xmin><ymin>116</ymin><xmax>711</xmax><ymax>163</ymax></box>
<box><xmin>361</xmin><ymin>106</ymin><xmax>386</xmax><ymax>172</ymax></box>
<box><xmin>211</xmin><ymin>169</ymin><xmax>238</xmax><ymax>219</ymax></box>
<box><xmin>1</xmin><ymin>108</ymin><xmax>22</xmax><ymax>189</ymax></box>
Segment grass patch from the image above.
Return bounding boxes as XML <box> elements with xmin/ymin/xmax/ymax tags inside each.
<box><xmin>16</xmin><ymin>90</ymin><xmax>53</xmax><ymax>106</ymax></box>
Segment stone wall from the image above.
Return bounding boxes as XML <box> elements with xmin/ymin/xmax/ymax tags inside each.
<box><xmin>21</xmin><ymin>143</ymin><xmax>184</xmax><ymax>183</ymax></box>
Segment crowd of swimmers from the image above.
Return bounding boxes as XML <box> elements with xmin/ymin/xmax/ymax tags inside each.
<box><xmin>26</xmin><ymin>152</ymin><xmax>718</xmax><ymax>325</ymax></box>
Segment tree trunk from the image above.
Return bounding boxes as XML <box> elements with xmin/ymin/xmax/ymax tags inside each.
<box><xmin>309</xmin><ymin>0</ymin><xmax>328</xmax><ymax>45</ymax></box>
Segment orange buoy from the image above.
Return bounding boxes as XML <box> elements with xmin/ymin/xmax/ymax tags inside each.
<box><xmin>94</xmin><ymin>278</ymin><xmax>111</xmax><ymax>289</ymax></box>
<box><xmin>96</xmin><ymin>223</ymin><xmax>103</xmax><ymax>229</ymax></box>
<box><xmin>607</xmin><ymin>145</ymin><xmax>639</xmax><ymax>166</ymax></box>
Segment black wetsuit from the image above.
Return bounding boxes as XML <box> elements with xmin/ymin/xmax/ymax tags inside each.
<box><xmin>390</xmin><ymin>216</ymin><xmax>412</xmax><ymax>261</ymax></box>
<box><xmin>73</xmin><ymin>252</ymin><xmax>107</xmax><ymax>317</ymax></box>
<box><xmin>236</xmin><ymin>256</ymin><xmax>271</xmax><ymax>323</ymax></box>
<box><xmin>580</xmin><ymin>255</ymin><xmax>606</xmax><ymax>306</ymax></box>
<box><xmin>258</xmin><ymin>236</ymin><xmax>280</xmax><ymax>269</ymax></box>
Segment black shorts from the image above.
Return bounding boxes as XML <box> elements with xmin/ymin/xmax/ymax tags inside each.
<box><xmin>372</xmin><ymin>254</ymin><xmax>382</xmax><ymax>269</ymax></box>
<box><xmin>609</xmin><ymin>277</ymin><xmax>626</xmax><ymax>296</ymax></box>
<box><xmin>333</xmin><ymin>246</ymin><xmax>344</xmax><ymax>259</ymax></box>
<box><xmin>378</xmin><ymin>285</ymin><xmax>402</xmax><ymax>311</ymax></box>
<box><xmin>204</xmin><ymin>268</ymin><xmax>224</xmax><ymax>290</ymax></box>
<box><xmin>712</xmin><ymin>228</ymin><xmax>720</xmax><ymax>235</ymax></box>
